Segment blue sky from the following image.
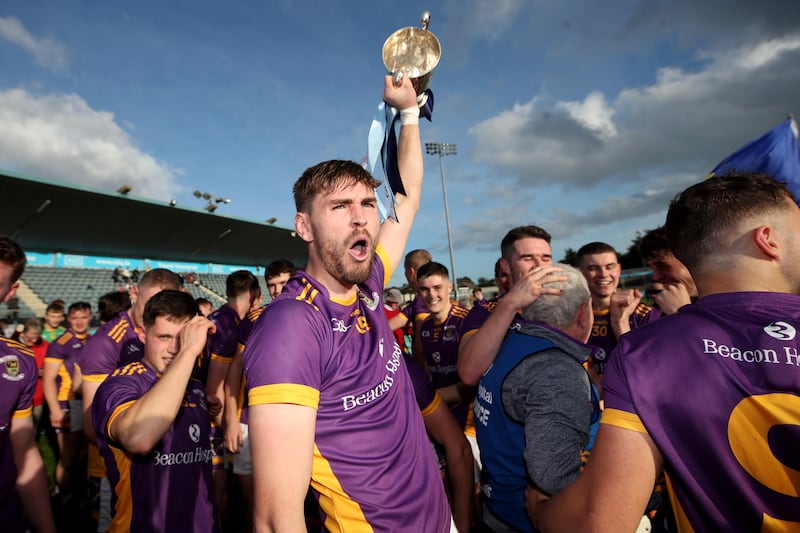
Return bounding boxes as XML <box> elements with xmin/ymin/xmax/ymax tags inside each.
<box><xmin>1</xmin><ymin>1</ymin><xmax>798</xmax><ymax>286</ymax></box>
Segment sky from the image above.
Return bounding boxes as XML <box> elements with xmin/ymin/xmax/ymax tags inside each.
<box><xmin>1</xmin><ymin>1</ymin><xmax>798</xmax><ymax>287</ymax></box>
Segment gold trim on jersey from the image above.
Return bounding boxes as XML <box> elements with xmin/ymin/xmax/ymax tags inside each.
<box><xmin>109</xmin><ymin>445</ymin><xmax>134</xmax><ymax>532</ymax></box>
<box><xmin>106</xmin><ymin>399</ymin><xmax>136</xmax><ymax>442</ymax></box>
<box><xmin>421</xmin><ymin>392</ymin><xmax>443</xmax><ymax>417</ymax></box>
<box><xmin>210</xmin><ymin>353</ymin><xmax>232</xmax><ymax>364</ymax></box>
<box><xmin>108</xmin><ymin>318</ymin><xmax>131</xmax><ymax>344</ymax></box>
<box><xmin>249</xmin><ymin>383</ymin><xmax>320</xmax><ymax>410</ymax></box>
<box><xmin>296</xmin><ymin>281</ymin><xmax>322</xmax><ymax>310</ymax></box>
<box><xmin>83</xmin><ymin>373</ymin><xmax>109</xmax><ymax>383</ymax></box>
<box><xmin>600</xmin><ymin>408</ymin><xmax>648</xmax><ymax>434</ymax></box>
<box><xmin>12</xmin><ymin>406</ymin><xmax>33</xmax><ymax>419</ymax></box>
<box><xmin>111</xmin><ymin>362</ymin><xmax>147</xmax><ymax>378</ymax></box>
<box><xmin>311</xmin><ymin>443</ymin><xmax>371</xmax><ymax>533</ymax></box>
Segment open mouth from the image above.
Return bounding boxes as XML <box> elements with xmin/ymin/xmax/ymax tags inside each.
<box><xmin>349</xmin><ymin>237</ymin><xmax>370</xmax><ymax>260</ymax></box>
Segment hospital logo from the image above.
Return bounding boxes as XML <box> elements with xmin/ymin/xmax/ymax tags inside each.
<box><xmin>764</xmin><ymin>321</ymin><xmax>796</xmax><ymax>341</ymax></box>
<box><xmin>188</xmin><ymin>424</ymin><xmax>201</xmax><ymax>443</ymax></box>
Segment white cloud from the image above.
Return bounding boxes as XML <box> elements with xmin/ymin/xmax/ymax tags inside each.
<box><xmin>469</xmin><ymin>32</ymin><xmax>800</xmax><ymax>190</ymax></box>
<box><xmin>441</xmin><ymin>0</ymin><xmax>527</xmax><ymax>66</ymax></box>
<box><xmin>0</xmin><ymin>16</ymin><xmax>68</xmax><ymax>71</ymax></box>
<box><xmin>0</xmin><ymin>88</ymin><xmax>179</xmax><ymax>200</ymax></box>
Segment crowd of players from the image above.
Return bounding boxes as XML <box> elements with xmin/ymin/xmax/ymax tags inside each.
<box><xmin>1</xmin><ymin>73</ymin><xmax>797</xmax><ymax>533</ymax></box>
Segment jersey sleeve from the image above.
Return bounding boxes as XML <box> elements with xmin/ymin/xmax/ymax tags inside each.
<box><xmin>208</xmin><ymin>315</ymin><xmax>238</xmax><ymax>364</ymax></box>
<box><xmin>80</xmin><ymin>332</ymin><xmax>125</xmax><ymax>382</ymax></box>
<box><xmin>92</xmin><ymin>368</ymin><xmax>145</xmax><ymax>446</ymax></box>
<box><xmin>459</xmin><ymin>300</ymin><xmax>492</xmax><ymax>340</ymax></box>
<box><xmin>403</xmin><ymin>354</ymin><xmax>440</xmax><ymax>415</ymax></box>
<box><xmin>600</xmin><ymin>341</ymin><xmax>648</xmax><ymax>434</ymax></box>
<box><xmin>44</xmin><ymin>338</ymin><xmax>65</xmax><ymax>363</ymax></box>
<box><xmin>244</xmin><ymin>298</ymin><xmax>329</xmax><ymax>410</ymax></box>
<box><xmin>13</xmin><ymin>350</ymin><xmax>38</xmax><ymax>418</ymax></box>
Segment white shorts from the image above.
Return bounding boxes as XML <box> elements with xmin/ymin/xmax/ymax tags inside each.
<box><xmin>233</xmin><ymin>423</ymin><xmax>252</xmax><ymax>476</ymax></box>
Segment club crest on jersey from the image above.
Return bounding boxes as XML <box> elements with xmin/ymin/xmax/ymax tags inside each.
<box><xmin>359</xmin><ymin>290</ymin><xmax>380</xmax><ymax>312</ymax></box>
<box><xmin>1</xmin><ymin>355</ymin><xmax>24</xmax><ymax>381</ymax></box>
<box><xmin>188</xmin><ymin>423</ymin><xmax>201</xmax><ymax>443</ymax></box>
<box><xmin>443</xmin><ymin>325</ymin><xmax>457</xmax><ymax>341</ymax></box>
<box><xmin>764</xmin><ymin>321</ymin><xmax>796</xmax><ymax>341</ymax></box>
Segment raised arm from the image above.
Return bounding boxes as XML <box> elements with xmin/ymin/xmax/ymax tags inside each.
<box><xmin>108</xmin><ymin>316</ymin><xmax>213</xmax><ymax>455</ymax></box>
<box><xmin>458</xmin><ymin>266</ymin><xmax>564</xmax><ymax>385</ymax></box>
<box><xmin>377</xmin><ymin>75</ymin><xmax>424</xmax><ymax>276</ymax></box>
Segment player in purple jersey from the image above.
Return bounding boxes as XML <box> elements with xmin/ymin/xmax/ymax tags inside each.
<box><xmin>639</xmin><ymin>226</ymin><xmax>697</xmax><ymax>315</ymax></box>
<box><xmin>458</xmin><ymin>225</ymin><xmax>565</xmax><ymax>386</ymax></box>
<box><xmin>205</xmin><ymin>270</ymin><xmax>261</xmax><ymax>529</ymax></box>
<box><xmin>222</xmin><ymin>259</ymin><xmax>295</xmax><ymax>525</ymax></box>
<box><xmin>417</xmin><ymin>262</ymin><xmax>473</xmax><ymax>428</ymax></box>
<box><xmin>43</xmin><ymin>301</ymin><xmax>91</xmax><ymax>496</ymax></box>
<box><xmin>0</xmin><ymin>236</ymin><xmax>56</xmax><ymax>533</ymax></box>
<box><xmin>80</xmin><ymin>269</ymin><xmax>183</xmax><ymax>532</ymax></box>
<box><xmin>387</xmin><ymin>249</ymin><xmax>433</xmax><ymax>363</ymax></box>
<box><xmin>93</xmin><ymin>290</ymin><xmax>218</xmax><ymax>532</ymax></box>
<box><xmin>577</xmin><ymin>242</ymin><xmax>662</xmax><ymax>376</ymax></box>
<box><xmin>244</xmin><ymin>76</ymin><xmax>452</xmax><ymax>532</ymax></box>
<box><xmin>531</xmin><ymin>172</ymin><xmax>800</xmax><ymax>531</ymax></box>
<box><xmin>404</xmin><ymin>354</ymin><xmax>474</xmax><ymax>533</ymax></box>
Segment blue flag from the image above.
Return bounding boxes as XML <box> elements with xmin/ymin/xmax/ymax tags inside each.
<box><xmin>709</xmin><ymin>117</ymin><xmax>800</xmax><ymax>201</ymax></box>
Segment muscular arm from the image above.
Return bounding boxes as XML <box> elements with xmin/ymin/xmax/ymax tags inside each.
<box><xmin>82</xmin><ymin>380</ymin><xmax>101</xmax><ymax>441</ymax></box>
<box><xmin>223</xmin><ymin>345</ymin><xmax>245</xmax><ymax>453</ymax></box>
<box><xmin>376</xmin><ymin>75</ymin><xmax>423</xmax><ymax>277</ymax></box>
<box><xmin>42</xmin><ymin>359</ymin><xmax>65</xmax><ymax>428</ymax></box>
<box><xmin>458</xmin><ymin>266</ymin><xmax>565</xmax><ymax>385</ymax></box>
<box><xmin>11</xmin><ymin>415</ymin><xmax>56</xmax><ymax>533</ymax></box>
<box><xmin>423</xmin><ymin>402</ymin><xmax>473</xmax><ymax>533</ymax></box>
<box><xmin>108</xmin><ymin>317</ymin><xmax>213</xmax><ymax>455</ymax></box>
<box><xmin>250</xmin><ymin>403</ymin><xmax>316</xmax><ymax>533</ymax></box>
<box><xmin>529</xmin><ymin>424</ymin><xmax>662</xmax><ymax>532</ymax></box>
<box><xmin>205</xmin><ymin>359</ymin><xmax>229</xmax><ymax>427</ymax></box>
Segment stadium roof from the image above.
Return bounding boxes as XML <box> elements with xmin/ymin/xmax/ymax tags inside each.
<box><xmin>1</xmin><ymin>169</ymin><xmax>308</xmax><ymax>268</ymax></box>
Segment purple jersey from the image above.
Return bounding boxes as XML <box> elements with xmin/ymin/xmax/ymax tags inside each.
<box><xmin>80</xmin><ymin>311</ymin><xmax>140</xmax><ymax>384</ymax></box>
<box><xmin>602</xmin><ymin>292</ymin><xmax>800</xmax><ymax>531</ymax></box>
<box><xmin>233</xmin><ymin>305</ymin><xmax>267</xmax><ymax>425</ymax></box>
<box><xmin>0</xmin><ymin>337</ymin><xmax>37</xmax><ymax>533</ymax></box>
<box><xmin>207</xmin><ymin>304</ymin><xmax>240</xmax><ymax>366</ymax></box>
<box><xmin>460</xmin><ymin>295</ymin><xmax>523</xmax><ymax>341</ymax></box>
<box><xmin>244</xmin><ymin>247</ymin><xmax>451</xmax><ymax>532</ymax></box>
<box><xmin>45</xmin><ymin>329</ymin><xmax>89</xmax><ymax>403</ymax></box>
<box><xmin>93</xmin><ymin>361</ymin><xmax>217</xmax><ymax>532</ymax></box>
<box><xmin>400</xmin><ymin>293</ymin><xmax>430</xmax><ymax>325</ymax></box>
<box><xmin>420</xmin><ymin>303</ymin><xmax>470</xmax><ymax>427</ymax></box>
<box><xmin>588</xmin><ymin>302</ymin><xmax>662</xmax><ymax>373</ymax></box>
<box><xmin>404</xmin><ymin>354</ymin><xmax>441</xmax><ymax>416</ymax></box>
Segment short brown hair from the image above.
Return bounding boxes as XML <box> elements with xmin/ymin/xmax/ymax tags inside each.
<box><xmin>501</xmin><ymin>225</ymin><xmax>551</xmax><ymax>260</ymax></box>
<box><xmin>293</xmin><ymin>160</ymin><xmax>380</xmax><ymax>213</ymax></box>
<box><xmin>0</xmin><ymin>236</ymin><xmax>26</xmax><ymax>283</ymax></box>
<box><xmin>666</xmin><ymin>172</ymin><xmax>796</xmax><ymax>269</ymax></box>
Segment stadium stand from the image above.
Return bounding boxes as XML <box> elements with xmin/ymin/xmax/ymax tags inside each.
<box><xmin>0</xmin><ymin>266</ymin><xmax>228</xmax><ymax>320</ymax></box>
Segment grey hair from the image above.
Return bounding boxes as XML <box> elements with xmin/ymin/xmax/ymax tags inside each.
<box><xmin>521</xmin><ymin>263</ymin><xmax>590</xmax><ymax>330</ymax></box>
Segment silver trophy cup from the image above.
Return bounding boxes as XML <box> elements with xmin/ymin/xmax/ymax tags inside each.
<box><xmin>382</xmin><ymin>11</ymin><xmax>441</xmax><ymax>95</ymax></box>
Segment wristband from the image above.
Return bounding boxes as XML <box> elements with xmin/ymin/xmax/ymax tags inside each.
<box><xmin>399</xmin><ymin>106</ymin><xmax>420</xmax><ymax>126</ymax></box>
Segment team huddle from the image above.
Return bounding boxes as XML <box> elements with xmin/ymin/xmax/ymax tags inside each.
<box><xmin>2</xmin><ymin>74</ymin><xmax>799</xmax><ymax>533</ymax></box>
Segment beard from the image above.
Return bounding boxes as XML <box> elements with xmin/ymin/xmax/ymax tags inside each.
<box><xmin>315</xmin><ymin>229</ymin><xmax>376</xmax><ymax>286</ymax></box>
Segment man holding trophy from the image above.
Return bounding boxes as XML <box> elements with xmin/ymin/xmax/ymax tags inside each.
<box><xmin>244</xmin><ymin>14</ymin><xmax>457</xmax><ymax>533</ymax></box>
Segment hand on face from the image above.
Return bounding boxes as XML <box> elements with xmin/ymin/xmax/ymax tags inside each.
<box><xmin>504</xmin><ymin>265</ymin><xmax>565</xmax><ymax>310</ymax></box>
<box><xmin>654</xmin><ymin>283</ymin><xmax>692</xmax><ymax>315</ymax></box>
